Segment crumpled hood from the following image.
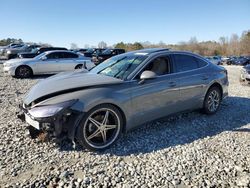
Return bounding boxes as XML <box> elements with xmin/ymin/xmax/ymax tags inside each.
<box><xmin>24</xmin><ymin>71</ymin><xmax>123</xmax><ymax>105</ymax></box>
<box><xmin>4</xmin><ymin>58</ymin><xmax>33</xmax><ymax>66</ymax></box>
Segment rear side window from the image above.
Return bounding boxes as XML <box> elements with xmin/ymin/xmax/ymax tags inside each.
<box><xmin>63</xmin><ymin>52</ymin><xmax>78</xmax><ymax>58</ymax></box>
<box><xmin>46</xmin><ymin>52</ymin><xmax>64</xmax><ymax>59</ymax></box>
<box><xmin>172</xmin><ymin>54</ymin><xmax>199</xmax><ymax>72</ymax></box>
<box><xmin>196</xmin><ymin>58</ymin><xmax>208</xmax><ymax>68</ymax></box>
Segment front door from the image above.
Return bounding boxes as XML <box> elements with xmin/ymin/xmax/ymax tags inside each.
<box><xmin>35</xmin><ymin>52</ymin><xmax>64</xmax><ymax>74</ymax></box>
<box><xmin>130</xmin><ymin>55</ymin><xmax>181</xmax><ymax>126</ymax></box>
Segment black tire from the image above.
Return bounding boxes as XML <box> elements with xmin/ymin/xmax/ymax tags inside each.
<box><xmin>203</xmin><ymin>87</ymin><xmax>222</xmax><ymax>115</ymax></box>
<box><xmin>239</xmin><ymin>77</ymin><xmax>245</xmax><ymax>83</ymax></box>
<box><xmin>15</xmin><ymin>66</ymin><xmax>33</xmax><ymax>78</ymax></box>
<box><xmin>75</xmin><ymin>64</ymin><xmax>83</xmax><ymax>69</ymax></box>
<box><xmin>76</xmin><ymin>104</ymin><xmax>123</xmax><ymax>151</ymax></box>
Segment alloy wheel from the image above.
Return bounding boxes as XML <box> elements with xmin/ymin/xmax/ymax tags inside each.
<box><xmin>83</xmin><ymin>108</ymin><xmax>121</xmax><ymax>149</ymax></box>
<box><xmin>207</xmin><ymin>90</ymin><xmax>220</xmax><ymax>112</ymax></box>
<box><xmin>17</xmin><ymin>66</ymin><xmax>31</xmax><ymax>78</ymax></box>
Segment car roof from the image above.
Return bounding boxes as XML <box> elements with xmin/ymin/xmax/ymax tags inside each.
<box><xmin>38</xmin><ymin>47</ymin><xmax>67</xmax><ymax>50</ymax></box>
<box><xmin>131</xmin><ymin>48</ymin><xmax>169</xmax><ymax>54</ymax></box>
<box><xmin>128</xmin><ymin>48</ymin><xmax>201</xmax><ymax>56</ymax></box>
<box><xmin>44</xmin><ymin>50</ymin><xmax>74</xmax><ymax>54</ymax></box>
<box><xmin>123</xmin><ymin>48</ymin><xmax>208</xmax><ymax>62</ymax></box>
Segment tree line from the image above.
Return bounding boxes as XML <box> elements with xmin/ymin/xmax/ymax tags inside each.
<box><xmin>1</xmin><ymin>30</ymin><xmax>249</xmax><ymax>56</ymax></box>
<box><xmin>115</xmin><ymin>30</ymin><xmax>250</xmax><ymax>56</ymax></box>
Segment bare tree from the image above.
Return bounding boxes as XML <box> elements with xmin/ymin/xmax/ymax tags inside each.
<box><xmin>240</xmin><ymin>31</ymin><xmax>250</xmax><ymax>55</ymax></box>
<box><xmin>70</xmin><ymin>43</ymin><xmax>78</xmax><ymax>49</ymax></box>
<box><xmin>98</xmin><ymin>41</ymin><xmax>107</xmax><ymax>49</ymax></box>
<box><xmin>84</xmin><ymin>44</ymin><xmax>90</xmax><ymax>48</ymax></box>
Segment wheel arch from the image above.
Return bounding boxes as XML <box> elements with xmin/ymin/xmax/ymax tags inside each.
<box><xmin>207</xmin><ymin>82</ymin><xmax>223</xmax><ymax>99</ymax></box>
<box><xmin>203</xmin><ymin>82</ymin><xmax>223</xmax><ymax>105</ymax></box>
<box><xmin>75</xmin><ymin>64</ymin><xmax>83</xmax><ymax>69</ymax></box>
<box><xmin>15</xmin><ymin>65</ymin><xmax>34</xmax><ymax>77</ymax></box>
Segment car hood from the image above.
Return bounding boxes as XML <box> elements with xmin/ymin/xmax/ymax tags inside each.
<box><xmin>4</xmin><ymin>58</ymin><xmax>34</xmax><ymax>66</ymax></box>
<box><xmin>24</xmin><ymin>71</ymin><xmax>123</xmax><ymax>105</ymax></box>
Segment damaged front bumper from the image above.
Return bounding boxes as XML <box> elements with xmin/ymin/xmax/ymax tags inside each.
<box><xmin>17</xmin><ymin>100</ymin><xmax>84</xmax><ymax>144</ymax></box>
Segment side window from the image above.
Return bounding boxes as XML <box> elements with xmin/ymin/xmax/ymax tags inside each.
<box><xmin>46</xmin><ymin>52</ymin><xmax>64</xmax><ymax>59</ymax></box>
<box><xmin>173</xmin><ymin>54</ymin><xmax>199</xmax><ymax>72</ymax></box>
<box><xmin>63</xmin><ymin>52</ymin><xmax>78</xmax><ymax>58</ymax></box>
<box><xmin>196</xmin><ymin>58</ymin><xmax>208</xmax><ymax>68</ymax></box>
<box><xmin>111</xmin><ymin>50</ymin><xmax>116</xmax><ymax>55</ymax></box>
<box><xmin>136</xmin><ymin>56</ymin><xmax>170</xmax><ymax>79</ymax></box>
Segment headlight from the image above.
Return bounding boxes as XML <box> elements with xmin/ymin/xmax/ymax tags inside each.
<box><xmin>28</xmin><ymin>99</ymin><xmax>77</xmax><ymax>118</ymax></box>
<box><xmin>7</xmin><ymin>50</ymin><xmax>11</xmax><ymax>54</ymax></box>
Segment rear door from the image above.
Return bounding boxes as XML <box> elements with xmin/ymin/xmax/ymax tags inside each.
<box><xmin>171</xmin><ymin>53</ymin><xmax>210</xmax><ymax>110</ymax></box>
<box><xmin>59</xmin><ymin>52</ymin><xmax>80</xmax><ymax>71</ymax></box>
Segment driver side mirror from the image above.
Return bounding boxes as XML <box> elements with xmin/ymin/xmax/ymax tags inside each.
<box><xmin>139</xmin><ymin>70</ymin><xmax>157</xmax><ymax>84</ymax></box>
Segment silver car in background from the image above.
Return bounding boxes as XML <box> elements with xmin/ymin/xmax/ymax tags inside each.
<box><xmin>240</xmin><ymin>65</ymin><xmax>250</xmax><ymax>84</ymax></box>
<box><xmin>18</xmin><ymin>48</ymin><xmax>229</xmax><ymax>151</ymax></box>
<box><xmin>4</xmin><ymin>44</ymin><xmax>38</xmax><ymax>59</ymax></box>
<box><xmin>3</xmin><ymin>50</ymin><xmax>94</xmax><ymax>78</ymax></box>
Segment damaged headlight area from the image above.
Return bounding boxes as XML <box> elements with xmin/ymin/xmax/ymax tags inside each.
<box><xmin>29</xmin><ymin>99</ymin><xmax>77</xmax><ymax>118</ymax></box>
<box><xmin>18</xmin><ymin>99</ymin><xmax>84</xmax><ymax>143</ymax></box>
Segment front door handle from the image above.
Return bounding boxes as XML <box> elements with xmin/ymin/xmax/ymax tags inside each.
<box><xmin>169</xmin><ymin>81</ymin><xmax>176</xmax><ymax>87</ymax></box>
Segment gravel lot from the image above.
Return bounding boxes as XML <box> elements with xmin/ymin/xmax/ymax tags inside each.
<box><xmin>0</xmin><ymin>63</ymin><xmax>249</xmax><ymax>187</ymax></box>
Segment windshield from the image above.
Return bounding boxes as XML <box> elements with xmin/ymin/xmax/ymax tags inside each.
<box><xmin>86</xmin><ymin>48</ymin><xmax>94</xmax><ymax>53</ymax></box>
<box><xmin>31</xmin><ymin>48</ymin><xmax>39</xmax><ymax>53</ymax></box>
<box><xmin>34</xmin><ymin>52</ymin><xmax>46</xmax><ymax>59</ymax></box>
<box><xmin>90</xmin><ymin>54</ymin><xmax>148</xmax><ymax>80</ymax></box>
<box><xmin>102</xmin><ymin>49</ymin><xmax>112</xmax><ymax>55</ymax></box>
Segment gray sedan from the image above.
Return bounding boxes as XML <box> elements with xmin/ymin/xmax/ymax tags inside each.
<box><xmin>3</xmin><ymin>50</ymin><xmax>94</xmax><ymax>78</ymax></box>
<box><xmin>18</xmin><ymin>48</ymin><xmax>229</xmax><ymax>151</ymax></box>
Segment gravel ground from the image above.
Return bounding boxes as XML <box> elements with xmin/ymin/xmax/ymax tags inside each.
<box><xmin>0</xmin><ymin>64</ymin><xmax>249</xmax><ymax>188</ymax></box>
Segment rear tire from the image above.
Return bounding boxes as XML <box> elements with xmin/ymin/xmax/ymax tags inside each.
<box><xmin>15</xmin><ymin>66</ymin><xmax>33</xmax><ymax>78</ymax></box>
<box><xmin>76</xmin><ymin>104</ymin><xmax>123</xmax><ymax>151</ymax></box>
<box><xmin>203</xmin><ymin>87</ymin><xmax>222</xmax><ymax>115</ymax></box>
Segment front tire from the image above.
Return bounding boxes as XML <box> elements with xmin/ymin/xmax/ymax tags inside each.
<box><xmin>75</xmin><ymin>64</ymin><xmax>83</xmax><ymax>69</ymax></box>
<box><xmin>76</xmin><ymin>104</ymin><xmax>123</xmax><ymax>151</ymax></box>
<box><xmin>15</xmin><ymin>66</ymin><xmax>33</xmax><ymax>78</ymax></box>
<box><xmin>203</xmin><ymin>87</ymin><xmax>222</xmax><ymax>114</ymax></box>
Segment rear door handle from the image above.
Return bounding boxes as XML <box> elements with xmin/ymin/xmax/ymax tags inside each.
<box><xmin>169</xmin><ymin>81</ymin><xmax>176</xmax><ymax>87</ymax></box>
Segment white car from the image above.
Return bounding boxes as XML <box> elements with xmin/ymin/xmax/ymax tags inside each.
<box><xmin>3</xmin><ymin>50</ymin><xmax>95</xmax><ymax>78</ymax></box>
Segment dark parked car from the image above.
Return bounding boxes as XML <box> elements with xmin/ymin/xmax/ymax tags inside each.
<box><xmin>18</xmin><ymin>48</ymin><xmax>228</xmax><ymax>151</ymax></box>
<box><xmin>92</xmin><ymin>48</ymin><xmax>126</xmax><ymax>64</ymax></box>
<box><xmin>18</xmin><ymin>47</ymin><xmax>68</xmax><ymax>58</ymax></box>
<box><xmin>83</xmin><ymin>48</ymin><xmax>106</xmax><ymax>58</ymax></box>
<box><xmin>227</xmin><ymin>56</ymin><xmax>250</xmax><ymax>66</ymax></box>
